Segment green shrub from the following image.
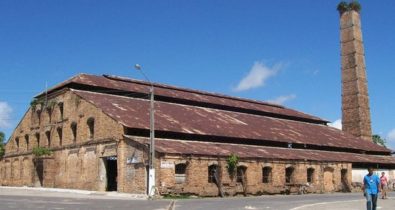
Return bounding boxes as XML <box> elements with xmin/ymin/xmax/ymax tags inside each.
<box><xmin>337</xmin><ymin>1</ymin><xmax>348</xmax><ymax>15</ymax></box>
<box><xmin>337</xmin><ymin>1</ymin><xmax>362</xmax><ymax>15</ymax></box>
<box><xmin>226</xmin><ymin>154</ymin><xmax>239</xmax><ymax>176</ymax></box>
<box><xmin>0</xmin><ymin>132</ymin><xmax>5</xmax><ymax>159</ymax></box>
<box><xmin>349</xmin><ymin>1</ymin><xmax>361</xmax><ymax>13</ymax></box>
<box><xmin>32</xmin><ymin>146</ymin><xmax>52</xmax><ymax>157</ymax></box>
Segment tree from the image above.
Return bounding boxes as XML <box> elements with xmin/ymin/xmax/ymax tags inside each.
<box><xmin>0</xmin><ymin>131</ymin><xmax>5</xmax><ymax>158</ymax></box>
<box><xmin>372</xmin><ymin>134</ymin><xmax>386</xmax><ymax>147</ymax></box>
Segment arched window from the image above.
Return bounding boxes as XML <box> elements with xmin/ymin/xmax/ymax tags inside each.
<box><xmin>35</xmin><ymin>133</ymin><xmax>40</xmax><ymax>147</ymax></box>
<box><xmin>175</xmin><ymin>163</ymin><xmax>187</xmax><ymax>184</ymax></box>
<box><xmin>57</xmin><ymin>127</ymin><xmax>63</xmax><ymax>146</ymax></box>
<box><xmin>341</xmin><ymin>169</ymin><xmax>348</xmax><ymax>181</ymax></box>
<box><xmin>262</xmin><ymin>167</ymin><xmax>272</xmax><ymax>183</ymax></box>
<box><xmin>285</xmin><ymin>167</ymin><xmax>294</xmax><ymax>184</ymax></box>
<box><xmin>25</xmin><ymin>135</ymin><xmax>29</xmax><ymax>150</ymax></box>
<box><xmin>208</xmin><ymin>165</ymin><xmax>219</xmax><ymax>183</ymax></box>
<box><xmin>236</xmin><ymin>166</ymin><xmax>247</xmax><ymax>183</ymax></box>
<box><xmin>87</xmin><ymin>118</ymin><xmax>95</xmax><ymax>139</ymax></box>
<box><xmin>307</xmin><ymin>168</ymin><xmax>315</xmax><ymax>183</ymax></box>
<box><xmin>71</xmin><ymin>122</ymin><xmax>77</xmax><ymax>143</ymax></box>
<box><xmin>45</xmin><ymin>131</ymin><xmax>51</xmax><ymax>147</ymax></box>
<box><xmin>15</xmin><ymin>138</ymin><xmax>20</xmax><ymax>151</ymax></box>
<box><xmin>58</xmin><ymin>102</ymin><xmax>64</xmax><ymax>120</ymax></box>
<box><xmin>36</xmin><ymin>110</ymin><xmax>42</xmax><ymax>125</ymax></box>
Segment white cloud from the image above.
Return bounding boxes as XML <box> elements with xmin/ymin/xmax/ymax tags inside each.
<box><xmin>267</xmin><ymin>94</ymin><xmax>296</xmax><ymax>105</ymax></box>
<box><xmin>387</xmin><ymin>129</ymin><xmax>395</xmax><ymax>141</ymax></box>
<box><xmin>328</xmin><ymin>119</ymin><xmax>342</xmax><ymax>130</ymax></box>
<box><xmin>234</xmin><ymin>61</ymin><xmax>282</xmax><ymax>92</ymax></box>
<box><xmin>0</xmin><ymin>102</ymin><xmax>12</xmax><ymax>128</ymax></box>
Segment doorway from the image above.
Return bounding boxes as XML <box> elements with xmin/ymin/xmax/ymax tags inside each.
<box><xmin>105</xmin><ymin>156</ymin><xmax>117</xmax><ymax>191</ymax></box>
<box><xmin>341</xmin><ymin>169</ymin><xmax>351</xmax><ymax>192</ymax></box>
<box><xmin>34</xmin><ymin>159</ymin><xmax>44</xmax><ymax>187</ymax></box>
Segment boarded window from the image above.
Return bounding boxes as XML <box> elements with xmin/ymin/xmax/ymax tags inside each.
<box><xmin>236</xmin><ymin>166</ymin><xmax>247</xmax><ymax>183</ymax></box>
<box><xmin>285</xmin><ymin>167</ymin><xmax>294</xmax><ymax>184</ymax></box>
<box><xmin>307</xmin><ymin>168</ymin><xmax>315</xmax><ymax>183</ymax></box>
<box><xmin>208</xmin><ymin>165</ymin><xmax>219</xmax><ymax>183</ymax></box>
<box><xmin>87</xmin><ymin>118</ymin><xmax>95</xmax><ymax>139</ymax></box>
<box><xmin>71</xmin><ymin>122</ymin><xmax>77</xmax><ymax>143</ymax></box>
<box><xmin>262</xmin><ymin>167</ymin><xmax>272</xmax><ymax>183</ymax></box>
<box><xmin>175</xmin><ymin>163</ymin><xmax>187</xmax><ymax>184</ymax></box>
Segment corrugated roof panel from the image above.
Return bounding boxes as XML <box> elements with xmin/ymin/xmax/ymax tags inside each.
<box><xmin>40</xmin><ymin>74</ymin><xmax>326</xmax><ymax>123</ymax></box>
<box><xmin>75</xmin><ymin>90</ymin><xmax>389</xmax><ymax>153</ymax></box>
<box><xmin>153</xmin><ymin>139</ymin><xmax>395</xmax><ymax>164</ymax></box>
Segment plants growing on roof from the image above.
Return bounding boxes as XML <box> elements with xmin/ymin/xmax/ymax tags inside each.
<box><xmin>337</xmin><ymin>1</ymin><xmax>361</xmax><ymax>15</ymax></box>
<box><xmin>30</xmin><ymin>98</ymin><xmax>57</xmax><ymax>112</ymax></box>
<box><xmin>46</xmin><ymin>100</ymin><xmax>57</xmax><ymax>111</ymax></box>
<box><xmin>349</xmin><ymin>1</ymin><xmax>361</xmax><ymax>13</ymax></box>
<box><xmin>30</xmin><ymin>98</ymin><xmax>44</xmax><ymax>110</ymax></box>
<box><xmin>337</xmin><ymin>1</ymin><xmax>348</xmax><ymax>14</ymax></box>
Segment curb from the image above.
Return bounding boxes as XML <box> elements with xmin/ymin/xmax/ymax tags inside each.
<box><xmin>0</xmin><ymin>186</ymin><xmax>148</xmax><ymax>200</ymax></box>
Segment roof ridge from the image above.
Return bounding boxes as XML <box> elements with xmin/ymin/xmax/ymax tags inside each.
<box><xmin>102</xmin><ymin>74</ymin><xmax>285</xmax><ymax>109</ymax></box>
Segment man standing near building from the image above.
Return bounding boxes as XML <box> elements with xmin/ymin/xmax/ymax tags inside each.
<box><xmin>380</xmin><ymin>172</ymin><xmax>388</xmax><ymax>199</ymax></box>
<box><xmin>363</xmin><ymin>167</ymin><xmax>380</xmax><ymax>210</ymax></box>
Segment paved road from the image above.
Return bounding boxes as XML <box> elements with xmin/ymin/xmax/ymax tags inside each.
<box><xmin>0</xmin><ymin>187</ymin><xmax>170</xmax><ymax>210</ymax></box>
<box><xmin>175</xmin><ymin>192</ymin><xmax>395</xmax><ymax>210</ymax></box>
<box><xmin>0</xmin><ymin>187</ymin><xmax>394</xmax><ymax>210</ymax></box>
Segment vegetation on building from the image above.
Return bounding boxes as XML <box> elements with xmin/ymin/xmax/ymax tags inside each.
<box><xmin>32</xmin><ymin>146</ymin><xmax>52</xmax><ymax>157</ymax></box>
<box><xmin>226</xmin><ymin>154</ymin><xmax>239</xmax><ymax>177</ymax></box>
<box><xmin>0</xmin><ymin>131</ymin><xmax>5</xmax><ymax>159</ymax></box>
<box><xmin>337</xmin><ymin>1</ymin><xmax>361</xmax><ymax>15</ymax></box>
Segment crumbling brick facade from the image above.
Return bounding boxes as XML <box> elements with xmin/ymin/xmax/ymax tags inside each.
<box><xmin>0</xmin><ymin>91</ymin><xmax>126</xmax><ymax>191</ymax></box>
<box><xmin>156</xmin><ymin>156</ymin><xmax>352</xmax><ymax>196</ymax></box>
<box><xmin>0</xmin><ymin>89</ymin><xmax>357</xmax><ymax>196</ymax></box>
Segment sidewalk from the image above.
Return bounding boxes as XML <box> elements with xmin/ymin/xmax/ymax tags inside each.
<box><xmin>0</xmin><ymin>186</ymin><xmax>148</xmax><ymax>200</ymax></box>
<box><xmin>292</xmin><ymin>196</ymin><xmax>395</xmax><ymax>210</ymax></box>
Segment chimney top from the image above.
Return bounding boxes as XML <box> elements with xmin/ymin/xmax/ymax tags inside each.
<box><xmin>337</xmin><ymin>1</ymin><xmax>362</xmax><ymax>15</ymax></box>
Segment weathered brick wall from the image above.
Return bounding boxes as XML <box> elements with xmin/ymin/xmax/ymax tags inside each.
<box><xmin>158</xmin><ymin>156</ymin><xmax>352</xmax><ymax>196</ymax></box>
<box><xmin>0</xmin><ymin>90</ymin><xmax>124</xmax><ymax>192</ymax></box>
<box><xmin>0</xmin><ymin>88</ymin><xmax>358</xmax><ymax>196</ymax></box>
<box><xmin>117</xmin><ymin>138</ymin><xmax>147</xmax><ymax>194</ymax></box>
<box><xmin>340</xmin><ymin>10</ymin><xmax>372</xmax><ymax>141</ymax></box>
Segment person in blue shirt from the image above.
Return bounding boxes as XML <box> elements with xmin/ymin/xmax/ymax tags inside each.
<box><xmin>362</xmin><ymin>167</ymin><xmax>381</xmax><ymax>210</ymax></box>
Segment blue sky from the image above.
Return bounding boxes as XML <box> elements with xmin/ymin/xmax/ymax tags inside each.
<box><xmin>0</xmin><ymin>0</ymin><xmax>394</xmax><ymax>149</ymax></box>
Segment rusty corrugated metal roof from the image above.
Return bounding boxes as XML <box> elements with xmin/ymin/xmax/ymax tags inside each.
<box><xmin>74</xmin><ymin>90</ymin><xmax>389</xmax><ymax>153</ymax></box>
<box><xmin>152</xmin><ymin>139</ymin><xmax>395</xmax><ymax>164</ymax></box>
<box><xmin>39</xmin><ymin>74</ymin><xmax>326</xmax><ymax>123</ymax></box>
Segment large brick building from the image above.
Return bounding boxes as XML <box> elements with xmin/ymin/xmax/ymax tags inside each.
<box><xmin>1</xmin><ymin>5</ymin><xmax>394</xmax><ymax>196</ymax></box>
<box><xmin>0</xmin><ymin>73</ymin><xmax>394</xmax><ymax>196</ymax></box>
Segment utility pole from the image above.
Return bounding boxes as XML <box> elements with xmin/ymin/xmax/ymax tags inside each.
<box><xmin>134</xmin><ymin>64</ymin><xmax>156</xmax><ymax>197</ymax></box>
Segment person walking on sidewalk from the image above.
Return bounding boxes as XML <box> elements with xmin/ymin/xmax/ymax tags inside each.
<box><xmin>363</xmin><ymin>167</ymin><xmax>380</xmax><ymax>210</ymax></box>
<box><xmin>380</xmin><ymin>172</ymin><xmax>388</xmax><ymax>199</ymax></box>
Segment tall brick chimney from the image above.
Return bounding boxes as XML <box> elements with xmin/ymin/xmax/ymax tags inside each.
<box><xmin>339</xmin><ymin>4</ymin><xmax>372</xmax><ymax>141</ymax></box>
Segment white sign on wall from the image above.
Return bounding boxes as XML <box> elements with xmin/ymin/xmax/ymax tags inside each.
<box><xmin>160</xmin><ymin>161</ymin><xmax>175</xmax><ymax>169</ymax></box>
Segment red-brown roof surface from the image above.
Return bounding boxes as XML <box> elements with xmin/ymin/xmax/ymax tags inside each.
<box><xmin>74</xmin><ymin>90</ymin><xmax>389</xmax><ymax>153</ymax></box>
<box><xmin>152</xmin><ymin>139</ymin><xmax>395</xmax><ymax>165</ymax></box>
<box><xmin>42</xmin><ymin>74</ymin><xmax>325</xmax><ymax>123</ymax></box>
